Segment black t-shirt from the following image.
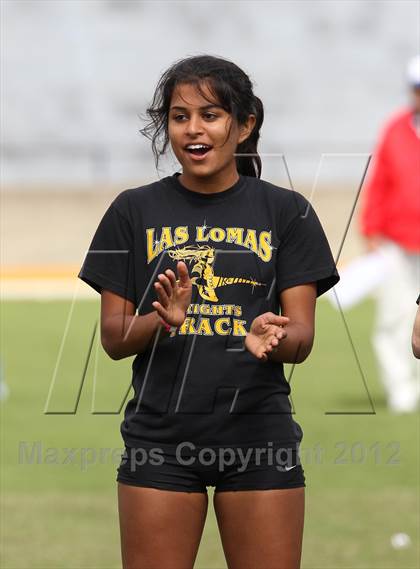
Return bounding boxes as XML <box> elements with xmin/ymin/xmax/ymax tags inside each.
<box><xmin>78</xmin><ymin>173</ymin><xmax>340</xmax><ymax>447</ymax></box>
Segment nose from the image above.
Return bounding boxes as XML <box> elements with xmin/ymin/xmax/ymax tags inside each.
<box><xmin>185</xmin><ymin>112</ymin><xmax>204</xmax><ymax>135</ymax></box>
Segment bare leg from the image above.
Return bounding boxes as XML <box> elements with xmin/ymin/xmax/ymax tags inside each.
<box><xmin>213</xmin><ymin>487</ymin><xmax>305</xmax><ymax>569</ymax></box>
<box><xmin>118</xmin><ymin>483</ymin><xmax>208</xmax><ymax>569</ymax></box>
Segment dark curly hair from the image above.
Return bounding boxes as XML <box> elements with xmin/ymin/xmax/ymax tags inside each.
<box><xmin>139</xmin><ymin>54</ymin><xmax>264</xmax><ymax>178</ymax></box>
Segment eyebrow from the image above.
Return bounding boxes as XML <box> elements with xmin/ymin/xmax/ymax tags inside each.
<box><xmin>170</xmin><ymin>104</ymin><xmax>222</xmax><ymax>111</ymax></box>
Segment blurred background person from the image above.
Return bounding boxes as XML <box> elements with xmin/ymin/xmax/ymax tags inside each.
<box><xmin>359</xmin><ymin>54</ymin><xmax>420</xmax><ymax>413</ymax></box>
<box><xmin>412</xmin><ymin>294</ymin><xmax>420</xmax><ymax>359</ymax></box>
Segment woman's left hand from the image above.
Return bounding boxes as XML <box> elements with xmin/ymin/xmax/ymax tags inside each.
<box><xmin>245</xmin><ymin>312</ymin><xmax>290</xmax><ymax>362</ymax></box>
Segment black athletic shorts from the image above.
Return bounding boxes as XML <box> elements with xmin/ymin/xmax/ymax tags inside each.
<box><xmin>116</xmin><ymin>440</ymin><xmax>305</xmax><ymax>493</ymax></box>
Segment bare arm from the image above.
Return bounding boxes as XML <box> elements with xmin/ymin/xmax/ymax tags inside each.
<box><xmin>412</xmin><ymin>304</ymin><xmax>420</xmax><ymax>359</ymax></box>
<box><xmin>244</xmin><ymin>282</ymin><xmax>317</xmax><ymax>364</ymax></box>
<box><xmin>100</xmin><ymin>261</ymin><xmax>192</xmax><ymax>360</ymax></box>
<box><xmin>267</xmin><ymin>283</ymin><xmax>317</xmax><ymax>364</ymax></box>
<box><xmin>100</xmin><ymin>291</ymin><xmax>166</xmax><ymax>360</ymax></box>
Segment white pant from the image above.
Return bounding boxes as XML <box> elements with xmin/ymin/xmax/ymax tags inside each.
<box><xmin>372</xmin><ymin>240</ymin><xmax>420</xmax><ymax>411</ymax></box>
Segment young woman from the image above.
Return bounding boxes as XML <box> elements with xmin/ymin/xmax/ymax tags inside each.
<box><xmin>78</xmin><ymin>54</ymin><xmax>339</xmax><ymax>569</ymax></box>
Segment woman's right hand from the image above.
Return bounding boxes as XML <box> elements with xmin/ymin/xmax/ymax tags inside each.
<box><xmin>152</xmin><ymin>261</ymin><xmax>192</xmax><ymax>327</ymax></box>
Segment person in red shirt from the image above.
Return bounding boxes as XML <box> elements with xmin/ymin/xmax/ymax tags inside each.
<box><xmin>412</xmin><ymin>294</ymin><xmax>420</xmax><ymax>359</ymax></box>
<box><xmin>359</xmin><ymin>54</ymin><xmax>420</xmax><ymax>412</ymax></box>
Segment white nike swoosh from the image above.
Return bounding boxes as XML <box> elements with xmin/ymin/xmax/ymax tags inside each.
<box><xmin>284</xmin><ymin>465</ymin><xmax>297</xmax><ymax>471</ymax></box>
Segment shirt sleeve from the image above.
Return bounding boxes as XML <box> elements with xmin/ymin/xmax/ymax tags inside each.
<box><xmin>78</xmin><ymin>201</ymin><xmax>136</xmax><ymax>304</ymax></box>
<box><xmin>276</xmin><ymin>192</ymin><xmax>340</xmax><ymax>298</ymax></box>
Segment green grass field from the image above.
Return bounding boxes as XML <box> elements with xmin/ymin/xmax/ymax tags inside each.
<box><xmin>1</xmin><ymin>298</ymin><xmax>419</xmax><ymax>568</ymax></box>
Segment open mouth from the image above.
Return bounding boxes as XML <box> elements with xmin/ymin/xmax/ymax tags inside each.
<box><xmin>184</xmin><ymin>143</ymin><xmax>213</xmax><ymax>158</ymax></box>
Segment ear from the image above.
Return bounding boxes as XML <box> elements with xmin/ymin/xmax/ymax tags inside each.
<box><xmin>238</xmin><ymin>114</ymin><xmax>257</xmax><ymax>145</ymax></box>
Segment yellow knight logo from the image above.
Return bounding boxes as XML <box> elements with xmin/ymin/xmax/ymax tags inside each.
<box><xmin>167</xmin><ymin>244</ymin><xmax>266</xmax><ymax>302</ymax></box>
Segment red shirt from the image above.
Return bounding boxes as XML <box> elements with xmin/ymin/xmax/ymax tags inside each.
<box><xmin>359</xmin><ymin>108</ymin><xmax>420</xmax><ymax>252</ymax></box>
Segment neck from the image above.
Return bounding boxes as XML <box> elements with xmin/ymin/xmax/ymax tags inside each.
<box><xmin>178</xmin><ymin>163</ymin><xmax>239</xmax><ymax>194</ymax></box>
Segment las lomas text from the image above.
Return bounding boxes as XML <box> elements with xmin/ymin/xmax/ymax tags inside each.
<box><xmin>146</xmin><ymin>226</ymin><xmax>273</xmax><ymax>264</ymax></box>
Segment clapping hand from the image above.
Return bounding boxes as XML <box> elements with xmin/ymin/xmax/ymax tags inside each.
<box><xmin>152</xmin><ymin>261</ymin><xmax>192</xmax><ymax>327</ymax></box>
<box><xmin>245</xmin><ymin>312</ymin><xmax>290</xmax><ymax>362</ymax></box>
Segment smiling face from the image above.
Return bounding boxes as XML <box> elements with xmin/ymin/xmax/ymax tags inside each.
<box><xmin>168</xmin><ymin>81</ymin><xmax>255</xmax><ymax>190</ymax></box>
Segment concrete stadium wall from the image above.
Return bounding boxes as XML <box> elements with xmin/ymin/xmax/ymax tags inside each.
<box><xmin>2</xmin><ymin>0</ymin><xmax>418</xmax><ymax>188</ymax></box>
